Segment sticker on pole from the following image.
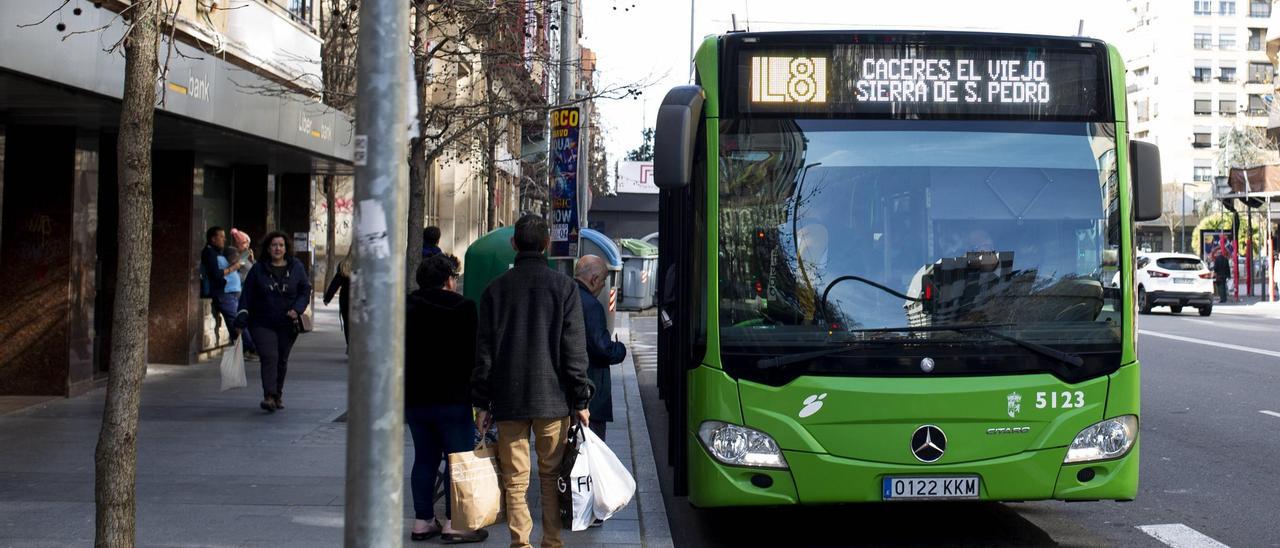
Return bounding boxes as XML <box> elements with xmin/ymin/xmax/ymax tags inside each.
<box><xmin>353</xmin><ymin>135</ymin><xmax>368</xmax><ymax>166</ymax></box>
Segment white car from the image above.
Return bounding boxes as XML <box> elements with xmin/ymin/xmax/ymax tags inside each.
<box><xmin>1133</xmin><ymin>252</ymin><xmax>1215</xmax><ymax>316</ymax></box>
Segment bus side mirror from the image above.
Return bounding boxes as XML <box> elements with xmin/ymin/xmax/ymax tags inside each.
<box><xmin>1130</xmin><ymin>140</ymin><xmax>1162</xmax><ymax>222</ymax></box>
<box><xmin>654</xmin><ymin>85</ymin><xmax>705</xmax><ymax>189</ymax></box>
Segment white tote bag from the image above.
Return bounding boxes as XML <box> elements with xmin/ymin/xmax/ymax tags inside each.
<box><xmin>219</xmin><ymin>339</ymin><xmax>247</xmax><ymax>391</ymax></box>
<box><xmin>582</xmin><ymin>427</ymin><xmax>636</xmax><ymax>521</ymax></box>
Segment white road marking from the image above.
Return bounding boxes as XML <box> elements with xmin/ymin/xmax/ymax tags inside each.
<box><xmin>1261</xmin><ymin>410</ymin><xmax>1280</xmax><ymax>419</ymax></box>
<box><xmin>1139</xmin><ymin>330</ymin><xmax>1280</xmax><ymax>359</ymax></box>
<box><xmin>1137</xmin><ymin>524</ymin><xmax>1230</xmax><ymax>548</ymax></box>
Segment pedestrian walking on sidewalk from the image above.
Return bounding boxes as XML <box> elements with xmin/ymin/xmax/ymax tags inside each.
<box><xmin>404</xmin><ymin>253</ymin><xmax>488</xmax><ymax>544</ymax></box>
<box><xmin>575</xmin><ymin>255</ymin><xmax>626</xmax><ymax>442</ymax></box>
<box><xmin>1214</xmin><ymin>251</ymin><xmax>1232</xmax><ymax>303</ymax></box>
<box><xmin>230</xmin><ymin>229</ymin><xmax>259</xmax><ymax>360</ymax></box>
<box><xmin>202</xmin><ymin>226</ymin><xmax>231</xmax><ymax>335</ymax></box>
<box><xmin>472</xmin><ymin>214</ymin><xmax>593</xmax><ymax>548</ymax></box>
<box><xmin>323</xmin><ymin>251</ymin><xmax>351</xmax><ymax>347</ymax></box>
<box><xmin>423</xmin><ymin>225</ymin><xmax>443</xmax><ymax>259</ymax></box>
<box><xmin>217</xmin><ymin>247</ymin><xmax>255</xmax><ymax>357</ymax></box>
<box><xmin>236</xmin><ymin>231</ymin><xmax>312</xmax><ymax>413</ymax></box>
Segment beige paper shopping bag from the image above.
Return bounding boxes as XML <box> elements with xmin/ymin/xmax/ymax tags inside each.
<box><xmin>448</xmin><ymin>442</ymin><xmax>504</xmax><ymax>531</ymax></box>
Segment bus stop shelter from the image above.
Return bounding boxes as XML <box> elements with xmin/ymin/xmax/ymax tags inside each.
<box><xmin>1217</xmin><ymin>165</ymin><xmax>1280</xmax><ymax>302</ymax></box>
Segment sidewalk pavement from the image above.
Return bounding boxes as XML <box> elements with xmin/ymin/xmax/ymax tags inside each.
<box><xmin>1207</xmin><ymin>294</ymin><xmax>1280</xmax><ymax>318</ymax></box>
<box><xmin>0</xmin><ymin>304</ymin><xmax>670</xmax><ymax>547</ymax></box>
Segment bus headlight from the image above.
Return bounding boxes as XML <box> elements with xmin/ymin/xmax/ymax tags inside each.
<box><xmin>697</xmin><ymin>421</ymin><xmax>788</xmax><ymax>469</ymax></box>
<box><xmin>1064</xmin><ymin>415</ymin><xmax>1138</xmax><ymax>464</ymax></box>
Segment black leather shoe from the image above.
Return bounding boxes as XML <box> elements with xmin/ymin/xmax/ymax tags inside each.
<box><xmin>260</xmin><ymin>398</ymin><xmax>276</xmax><ymax>413</ymax></box>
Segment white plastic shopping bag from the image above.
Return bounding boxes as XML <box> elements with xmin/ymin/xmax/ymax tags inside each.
<box><xmin>219</xmin><ymin>338</ymin><xmax>247</xmax><ymax>391</ymax></box>
<box><xmin>582</xmin><ymin>426</ymin><xmax>636</xmax><ymax>521</ymax></box>
<box><xmin>557</xmin><ymin>425</ymin><xmax>596</xmax><ymax>531</ymax></box>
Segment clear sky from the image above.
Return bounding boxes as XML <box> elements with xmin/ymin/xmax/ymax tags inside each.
<box><xmin>582</xmin><ymin>0</ymin><xmax>1130</xmax><ymax>176</ymax></box>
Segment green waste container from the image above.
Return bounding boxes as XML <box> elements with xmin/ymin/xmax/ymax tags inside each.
<box><xmin>462</xmin><ymin>227</ymin><xmax>519</xmax><ymax>304</ymax></box>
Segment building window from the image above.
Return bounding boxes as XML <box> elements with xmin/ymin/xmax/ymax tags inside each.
<box><xmin>1194</xmin><ymin>32</ymin><xmax>1213</xmax><ymax>49</ymax></box>
<box><xmin>1136</xmin><ymin>130</ymin><xmax>1150</xmax><ymax>139</ymax></box>
<box><xmin>1248</xmin><ymin>61</ymin><xmax>1274</xmax><ymax>83</ymax></box>
<box><xmin>1195</xmin><ymin>0</ymin><xmax>1213</xmax><ymax>14</ymax></box>
<box><xmin>1194</xmin><ymin>166</ymin><xmax>1214</xmax><ymax>182</ymax></box>
<box><xmin>1220</xmin><ymin>98</ymin><xmax>1238</xmax><ymax>114</ymax></box>
<box><xmin>1136</xmin><ymin>98</ymin><xmax>1152</xmax><ymax>122</ymax></box>
<box><xmin>285</xmin><ymin>0</ymin><xmax>312</xmax><ymax>25</ymax></box>
<box><xmin>1195</xmin><ymin>99</ymin><xmax>1213</xmax><ymax>115</ymax></box>
<box><xmin>1219</xmin><ymin>31</ymin><xmax>1237</xmax><ymax>49</ymax></box>
<box><xmin>1250</xmin><ymin>0</ymin><xmax>1271</xmax><ymax>17</ymax></box>
<box><xmin>1221</xmin><ymin>0</ymin><xmax>1236</xmax><ymax>14</ymax></box>
<box><xmin>1248</xmin><ymin>93</ymin><xmax>1270</xmax><ymax>116</ymax></box>
<box><xmin>1249</xmin><ymin>28</ymin><xmax>1266</xmax><ymax>50</ymax></box>
<box><xmin>1193</xmin><ymin>132</ymin><xmax>1213</xmax><ymax>147</ymax></box>
<box><xmin>1194</xmin><ymin>66</ymin><xmax>1213</xmax><ymax>82</ymax></box>
<box><xmin>1220</xmin><ymin>66</ymin><xmax>1237</xmax><ymax>82</ymax></box>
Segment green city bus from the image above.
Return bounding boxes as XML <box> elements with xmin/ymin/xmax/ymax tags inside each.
<box><xmin>652</xmin><ymin>31</ymin><xmax>1163</xmax><ymax>506</ymax></box>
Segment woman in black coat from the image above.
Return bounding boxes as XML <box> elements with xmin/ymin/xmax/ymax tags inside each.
<box><xmin>323</xmin><ymin>253</ymin><xmax>350</xmax><ymax>346</ymax></box>
<box><xmin>404</xmin><ymin>254</ymin><xmax>486</xmax><ymax>543</ymax></box>
<box><xmin>237</xmin><ymin>231</ymin><xmax>312</xmax><ymax>412</ymax></box>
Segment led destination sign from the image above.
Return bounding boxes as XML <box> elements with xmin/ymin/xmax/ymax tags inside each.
<box><xmin>738</xmin><ymin>42</ymin><xmax>1108</xmax><ymax>120</ymax></box>
<box><xmin>855</xmin><ymin>58</ymin><xmax>1050</xmax><ymax>104</ymax></box>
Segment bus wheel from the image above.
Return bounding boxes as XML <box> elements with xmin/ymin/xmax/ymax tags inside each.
<box><xmin>1138</xmin><ymin>288</ymin><xmax>1152</xmax><ymax>314</ymax></box>
<box><xmin>1170</xmin><ymin>305</ymin><xmax>1183</xmax><ymax>314</ymax></box>
<box><xmin>1199</xmin><ymin>306</ymin><xmax>1212</xmax><ymax>317</ymax></box>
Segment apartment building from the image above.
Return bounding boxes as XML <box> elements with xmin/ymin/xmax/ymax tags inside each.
<box><xmin>0</xmin><ymin>1</ymin><xmax>352</xmax><ymax>396</ymax></box>
<box><xmin>1123</xmin><ymin>0</ymin><xmax>1274</xmax><ymax>250</ymax></box>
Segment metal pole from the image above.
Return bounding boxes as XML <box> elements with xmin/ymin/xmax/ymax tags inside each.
<box><xmin>1268</xmin><ymin>203</ymin><xmax>1275</xmax><ymax>301</ymax></box>
<box><xmin>346</xmin><ymin>0</ymin><xmax>409</xmax><ymax>544</ymax></box>
<box><xmin>1182</xmin><ymin>184</ymin><xmax>1189</xmax><ymax>253</ymax></box>
<box><xmin>688</xmin><ymin>0</ymin><xmax>696</xmax><ymax>82</ymax></box>
<box><xmin>555</xmin><ymin>0</ymin><xmax>577</xmax><ymax>276</ymax></box>
<box><xmin>558</xmin><ymin>0</ymin><xmax>576</xmax><ymax>104</ymax></box>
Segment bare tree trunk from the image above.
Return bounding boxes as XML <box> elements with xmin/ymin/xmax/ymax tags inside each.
<box><xmin>405</xmin><ymin>3</ymin><xmax>430</xmax><ymax>287</ymax></box>
<box><xmin>325</xmin><ymin>174</ymin><xmax>338</xmax><ymax>282</ymax></box>
<box><xmin>485</xmin><ymin>118</ymin><xmax>497</xmax><ymax>232</ymax></box>
<box><xmin>484</xmin><ymin>67</ymin><xmax>497</xmax><ymax>232</ymax></box>
<box><xmin>95</xmin><ymin>1</ymin><xmax>161</xmax><ymax>545</ymax></box>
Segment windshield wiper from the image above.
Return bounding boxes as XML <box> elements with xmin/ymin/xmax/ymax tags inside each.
<box><xmin>756</xmin><ymin>323</ymin><xmax>1083</xmax><ymax>370</ymax></box>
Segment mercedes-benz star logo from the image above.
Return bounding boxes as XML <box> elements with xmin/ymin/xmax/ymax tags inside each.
<box><xmin>911</xmin><ymin>425</ymin><xmax>947</xmax><ymax>463</ymax></box>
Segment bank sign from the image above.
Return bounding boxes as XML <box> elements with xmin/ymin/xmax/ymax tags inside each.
<box><xmin>549</xmin><ymin>107</ymin><xmax>581</xmax><ymax>259</ymax></box>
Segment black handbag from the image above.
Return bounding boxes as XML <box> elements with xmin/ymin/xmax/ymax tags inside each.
<box><xmin>294</xmin><ymin>313</ymin><xmax>313</xmax><ymax>334</ymax></box>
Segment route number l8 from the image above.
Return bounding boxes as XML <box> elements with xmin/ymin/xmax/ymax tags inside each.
<box><xmin>1035</xmin><ymin>391</ymin><xmax>1084</xmax><ymax>409</ymax></box>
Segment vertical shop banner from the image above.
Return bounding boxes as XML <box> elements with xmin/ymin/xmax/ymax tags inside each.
<box><xmin>549</xmin><ymin>107</ymin><xmax>581</xmax><ymax>259</ymax></box>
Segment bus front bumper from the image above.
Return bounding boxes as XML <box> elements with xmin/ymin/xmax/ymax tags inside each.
<box><xmin>687</xmin><ymin>434</ymin><xmax>1139</xmax><ymax>507</ymax></box>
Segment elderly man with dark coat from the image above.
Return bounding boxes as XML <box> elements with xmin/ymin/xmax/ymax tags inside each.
<box><xmin>574</xmin><ymin>255</ymin><xmax>627</xmax><ymax>442</ymax></box>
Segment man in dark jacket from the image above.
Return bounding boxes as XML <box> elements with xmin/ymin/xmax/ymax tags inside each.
<box><xmin>1213</xmin><ymin>250</ymin><xmax>1232</xmax><ymax>303</ymax></box>
<box><xmin>202</xmin><ymin>226</ymin><xmax>237</xmax><ymax>335</ymax></box>
<box><xmin>575</xmin><ymin>255</ymin><xmax>626</xmax><ymax>442</ymax></box>
<box><xmin>423</xmin><ymin>225</ymin><xmax>443</xmax><ymax>259</ymax></box>
<box><xmin>472</xmin><ymin>214</ymin><xmax>591</xmax><ymax>548</ymax></box>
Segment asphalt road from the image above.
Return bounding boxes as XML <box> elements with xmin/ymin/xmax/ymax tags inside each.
<box><xmin>631</xmin><ymin>309</ymin><xmax>1280</xmax><ymax>547</ymax></box>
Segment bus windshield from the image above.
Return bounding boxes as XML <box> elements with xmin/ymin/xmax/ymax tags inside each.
<box><xmin>718</xmin><ymin>119</ymin><xmax>1123</xmax><ymax>380</ymax></box>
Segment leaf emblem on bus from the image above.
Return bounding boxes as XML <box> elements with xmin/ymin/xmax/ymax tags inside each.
<box><xmin>799</xmin><ymin>393</ymin><xmax>828</xmax><ymax>418</ymax></box>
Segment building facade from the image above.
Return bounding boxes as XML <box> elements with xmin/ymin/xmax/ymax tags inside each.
<box><xmin>1123</xmin><ymin>0</ymin><xmax>1274</xmax><ymax>251</ymax></box>
<box><xmin>0</xmin><ymin>1</ymin><xmax>352</xmax><ymax>396</ymax></box>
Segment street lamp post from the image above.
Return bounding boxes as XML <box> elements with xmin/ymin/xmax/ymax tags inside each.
<box><xmin>1181</xmin><ymin>183</ymin><xmax>1195</xmax><ymax>253</ymax></box>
